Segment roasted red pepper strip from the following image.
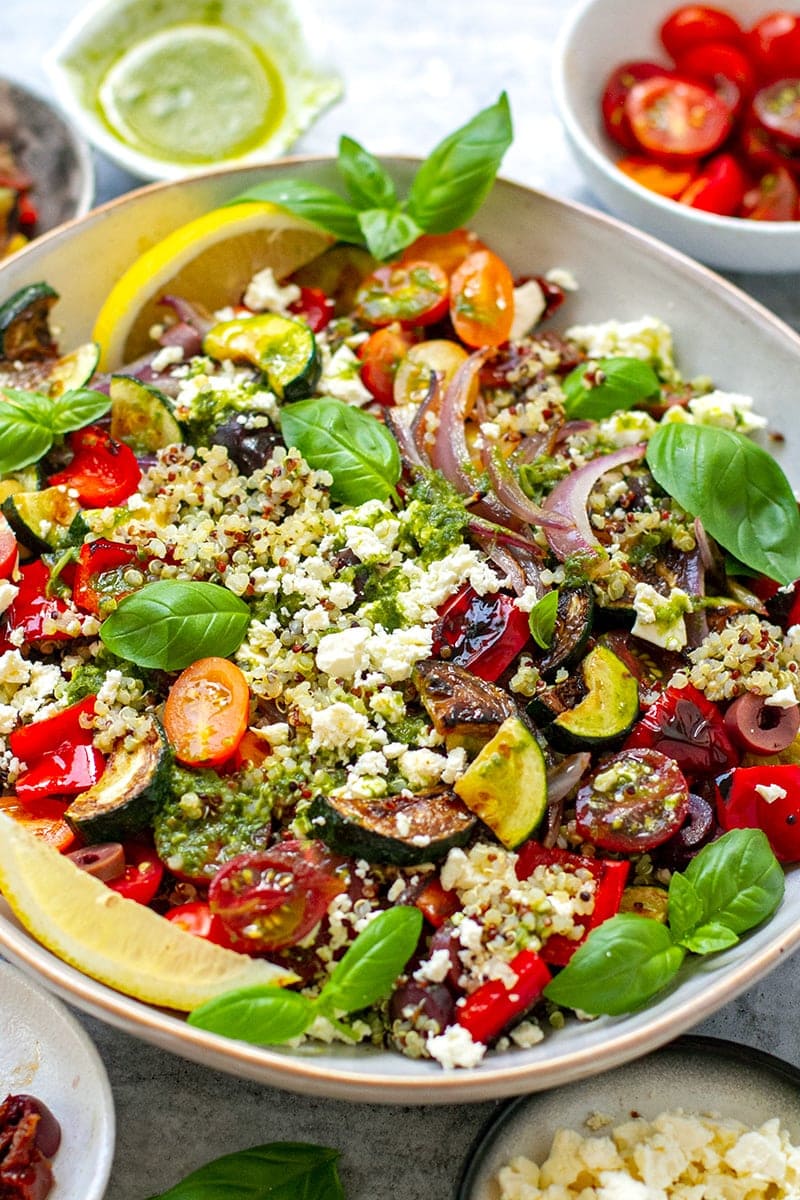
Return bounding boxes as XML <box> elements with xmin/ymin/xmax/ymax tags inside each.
<box><xmin>0</xmin><ymin>513</ymin><xmax>18</xmax><ymax>581</ymax></box>
<box><xmin>72</xmin><ymin>539</ymin><xmax>140</xmax><ymax>616</ymax></box>
<box><xmin>624</xmin><ymin>682</ymin><xmax>737</xmax><ymax>780</ymax></box>
<box><xmin>48</xmin><ymin>425</ymin><xmax>141</xmax><ymax>508</ymax></box>
<box><xmin>515</xmin><ymin>841</ymin><xmax>630</xmax><ymax>966</ymax></box>
<box><xmin>287</xmin><ymin>286</ymin><xmax>335</xmax><ymax>333</ymax></box>
<box><xmin>456</xmin><ymin>948</ymin><xmax>551</xmax><ymax>1044</ymax></box>
<box><xmin>15</xmin><ymin>743</ymin><xmax>105</xmax><ymax>804</ymax></box>
<box><xmin>107</xmin><ymin>842</ymin><xmax>164</xmax><ymax>904</ymax></box>
<box><xmin>717</xmin><ymin>763</ymin><xmax>800</xmax><ymax>863</ymax></box>
<box><xmin>0</xmin><ymin>560</ymin><xmax>72</xmax><ymax>650</ymax></box>
<box><xmin>10</xmin><ymin>695</ymin><xmax>96</xmax><ymax>762</ymax></box>
<box><xmin>0</xmin><ymin>795</ymin><xmax>76</xmax><ymax>852</ymax></box>
<box><xmin>432</xmin><ymin>585</ymin><xmax>531</xmax><ymax>682</ymax></box>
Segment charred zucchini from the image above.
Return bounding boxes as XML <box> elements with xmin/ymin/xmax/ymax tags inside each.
<box><xmin>2</xmin><ymin>486</ymin><xmax>81</xmax><ymax>554</ymax></box>
<box><xmin>308</xmin><ymin>788</ymin><xmax>476</xmax><ymax>865</ymax></box>
<box><xmin>534</xmin><ymin>588</ymin><xmax>594</xmax><ymax>677</ymax></box>
<box><xmin>0</xmin><ymin>343</ymin><xmax>99</xmax><ymax>396</ymax></box>
<box><xmin>0</xmin><ymin>282</ymin><xmax>58</xmax><ymax>360</ymax></box>
<box><xmin>413</xmin><ymin>659</ymin><xmax>516</xmax><ymax>751</ymax></box>
<box><xmin>110</xmin><ymin>375</ymin><xmax>184</xmax><ymax>453</ymax></box>
<box><xmin>66</xmin><ymin>719</ymin><xmax>171</xmax><ymax>842</ymax></box>
<box><xmin>537</xmin><ymin>644</ymin><xmax>639</xmax><ymax>752</ymax></box>
<box><xmin>454</xmin><ymin>715</ymin><xmax>547</xmax><ymax>849</ymax></box>
<box><xmin>203</xmin><ymin>312</ymin><xmax>320</xmax><ymax>401</ymax></box>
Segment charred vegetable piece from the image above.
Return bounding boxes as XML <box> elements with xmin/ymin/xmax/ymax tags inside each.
<box><xmin>109</xmin><ymin>375</ymin><xmax>183</xmax><ymax>453</ymax></box>
<box><xmin>533</xmin><ymin>644</ymin><xmax>640</xmax><ymax>752</ymax></box>
<box><xmin>414</xmin><ymin>658</ymin><xmax>515</xmax><ymax>750</ymax></box>
<box><xmin>575</xmin><ymin>747</ymin><xmax>690</xmax><ymax>853</ymax></box>
<box><xmin>65</xmin><ymin>718</ymin><xmax>171</xmax><ymax>843</ymax></box>
<box><xmin>308</xmin><ymin>788</ymin><xmax>476</xmax><ymax>865</ymax></box>
<box><xmin>0</xmin><ymin>282</ymin><xmax>57</xmax><ymax>360</ymax></box>
<box><xmin>625</xmin><ymin>682</ymin><xmax>737</xmax><ymax>779</ymax></box>
<box><xmin>203</xmin><ymin>312</ymin><xmax>319</xmax><ymax>401</ymax></box>
<box><xmin>0</xmin><ymin>343</ymin><xmax>98</xmax><ymax>396</ymax></box>
<box><xmin>454</xmin><ymin>715</ymin><xmax>548</xmax><ymax>848</ymax></box>
<box><xmin>534</xmin><ymin>587</ymin><xmax>594</xmax><ymax>676</ymax></box>
<box><xmin>2</xmin><ymin>486</ymin><xmax>81</xmax><ymax>554</ymax></box>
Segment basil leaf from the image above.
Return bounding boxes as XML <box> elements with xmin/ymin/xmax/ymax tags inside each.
<box><xmin>100</xmin><ymin>580</ymin><xmax>251</xmax><ymax>669</ymax></box>
<box><xmin>318</xmin><ymin>906</ymin><xmax>422</xmax><ymax>1015</ymax></box>
<box><xmin>48</xmin><ymin>387</ymin><xmax>111</xmax><ymax>435</ymax></box>
<box><xmin>646</xmin><ymin>423</ymin><xmax>800</xmax><ymax>585</ymax></box>
<box><xmin>528</xmin><ymin>589</ymin><xmax>559</xmax><ymax>649</ymax></box>
<box><xmin>0</xmin><ymin>395</ymin><xmax>53</xmax><ymax>472</ymax></box>
<box><xmin>681</xmin><ymin>827</ymin><xmax>784</xmax><ymax>935</ymax></box>
<box><xmin>357</xmin><ymin>207</ymin><xmax>422</xmax><ymax>261</ymax></box>
<box><xmin>680</xmin><ymin>921</ymin><xmax>740</xmax><ymax>955</ymax></box>
<box><xmin>563</xmin><ymin>357</ymin><xmax>661</xmax><ymax>420</ymax></box>
<box><xmin>281</xmin><ymin>396</ymin><xmax>401</xmax><ymax>506</ymax></box>
<box><xmin>406</xmin><ymin>92</ymin><xmax>513</xmax><ymax>234</ymax></box>
<box><xmin>666</xmin><ymin>870</ymin><xmax>703</xmax><ymax>945</ymax></box>
<box><xmin>145</xmin><ymin>1143</ymin><xmax>344</xmax><ymax>1200</ymax></box>
<box><xmin>228</xmin><ymin>179</ymin><xmax>363</xmax><ymax>244</ymax></box>
<box><xmin>187</xmin><ymin>986</ymin><xmax>315</xmax><ymax>1044</ymax></box>
<box><xmin>338</xmin><ymin>134</ymin><xmax>397</xmax><ymax>209</ymax></box>
<box><xmin>543</xmin><ymin>914</ymin><xmax>684</xmax><ymax>1015</ymax></box>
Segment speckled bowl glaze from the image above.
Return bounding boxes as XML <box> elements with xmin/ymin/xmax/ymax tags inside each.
<box><xmin>0</xmin><ymin>160</ymin><xmax>799</xmax><ymax>1102</ymax></box>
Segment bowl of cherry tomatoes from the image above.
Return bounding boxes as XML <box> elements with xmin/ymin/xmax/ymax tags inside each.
<box><xmin>554</xmin><ymin>0</ymin><xmax>800</xmax><ymax>271</ymax></box>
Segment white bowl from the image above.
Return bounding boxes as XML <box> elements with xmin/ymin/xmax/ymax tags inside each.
<box><xmin>1</xmin><ymin>161</ymin><xmax>800</xmax><ymax>1102</ymax></box>
<box><xmin>553</xmin><ymin>0</ymin><xmax>800</xmax><ymax>272</ymax></box>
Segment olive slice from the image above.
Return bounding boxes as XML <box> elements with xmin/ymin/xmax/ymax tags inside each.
<box><xmin>723</xmin><ymin>692</ymin><xmax>800</xmax><ymax>755</ymax></box>
<box><xmin>66</xmin><ymin>841</ymin><xmax>126</xmax><ymax>882</ymax></box>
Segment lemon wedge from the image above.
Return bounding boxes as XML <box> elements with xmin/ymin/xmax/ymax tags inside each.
<box><xmin>0</xmin><ymin>812</ymin><xmax>297</xmax><ymax>1010</ymax></box>
<box><xmin>92</xmin><ymin>200</ymin><xmax>334</xmax><ymax>369</ymax></box>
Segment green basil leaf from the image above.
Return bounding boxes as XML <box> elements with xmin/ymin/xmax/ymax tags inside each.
<box><xmin>543</xmin><ymin>914</ymin><xmax>684</xmax><ymax>1015</ymax></box>
<box><xmin>357</xmin><ymin>207</ymin><xmax>422</xmax><ymax>261</ymax></box>
<box><xmin>318</xmin><ymin>906</ymin><xmax>423</xmax><ymax>1015</ymax></box>
<box><xmin>187</xmin><ymin>986</ymin><xmax>315</xmax><ymax>1044</ymax></box>
<box><xmin>281</xmin><ymin>396</ymin><xmax>401</xmax><ymax>506</ymax></box>
<box><xmin>228</xmin><ymin>180</ymin><xmax>363</xmax><ymax>244</ymax></box>
<box><xmin>145</xmin><ymin>1143</ymin><xmax>344</xmax><ymax>1200</ymax></box>
<box><xmin>646</xmin><ymin>423</ymin><xmax>800</xmax><ymax>585</ymax></box>
<box><xmin>528</xmin><ymin>589</ymin><xmax>559</xmax><ymax>650</ymax></box>
<box><xmin>100</xmin><ymin>580</ymin><xmax>251</xmax><ymax>669</ymax></box>
<box><xmin>563</xmin><ymin>357</ymin><xmax>661</xmax><ymax>420</ymax></box>
<box><xmin>49</xmin><ymin>387</ymin><xmax>111</xmax><ymax>435</ymax></box>
<box><xmin>406</xmin><ymin>92</ymin><xmax>513</xmax><ymax>234</ymax></box>
<box><xmin>666</xmin><ymin>870</ymin><xmax>704</xmax><ymax>945</ymax></box>
<box><xmin>682</xmin><ymin>827</ymin><xmax>784</xmax><ymax>935</ymax></box>
<box><xmin>0</xmin><ymin>386</ymin><xmax>58</xmax><ymax>472</ymax></box>
<box><xmin>338</xmin><ymin>134</ymin><xmax>397</xmax><ymax>209</ymax></box>
<box><xmin>680</xmin><ymin>921</ymin><xmax>740</xmax><ymax>955</ymax></box>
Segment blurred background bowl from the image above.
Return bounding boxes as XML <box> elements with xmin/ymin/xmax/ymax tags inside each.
<box><xmin>553</xmin><ymin>0</ymin><xmax>800</xmax><ymax>272</ymax></box>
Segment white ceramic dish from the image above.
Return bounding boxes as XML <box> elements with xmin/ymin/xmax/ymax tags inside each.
<box><xmin>0</xmin><ymin>962</ymin><xmax>115</xmax><ymax>1200</ymax></box>
<box><xmin>457</xmin><ymin>1036</ymin><xmax>800</xmax><ymax>1198</ymax></box>
<box><xmin>553</xmin><ymin>0</ymin><xmax>800</xmax><ymax>272</ymax></box>
<box><xmin>1</xmin><ymin>161</ymin><xmax>800</xmax><ymax>1103</ymax></box>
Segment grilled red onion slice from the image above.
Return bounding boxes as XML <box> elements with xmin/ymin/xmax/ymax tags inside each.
<box><xmin>474</xmin><ymin>537</ymin><xmax>528</xmax><ymax>595</ymax></box>
<box><xmin>483</xmin><ymin>443</ymin><xmax>572</xmax><ymax>531</ymax></box>
<box><xmin>385</xmin><ymin>408</ymin><xmax>427</xmax><ymax>470</ymax></box>
<box><xmin>429</xmin><ymin>350</ymin><xmax>488</xmax><ymax>494</ymax></box>
<box><xmin>543</xmin><ymin>443</ymin><xmax>647</xmax><ymax>561</ymax></box>
<box><xmin>410</xmin><ymin>370</ymin><xmax>441</xmax><ymax>463</ymax></box>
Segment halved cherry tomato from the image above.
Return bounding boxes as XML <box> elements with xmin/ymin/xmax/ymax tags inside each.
<box><xmin>752</xmin><ymin>79</ymin><xmax>800</xmax><ymax>150</ymax></box>
<box><xmin>0</xmin><ymin>513</ymin><xmax>18</xmax><ymax>581</ymax></box>
<box><xmin>107</xmin><ymin>841</ymin><xmax>164</xmax><ymax>904</ymax></box>
<box><xmin>678</xmin><ymin>151</ymin><xmax>748</xmax><ymax>213</ymax></box>
<box><xmin>164</xmin><ymin>900</ymin><xmax>239</xmax><ymax>947</ymax></box>
<box><xmin>617</xmin><ymin>155</ymin><xmax>699</xmax><ymax>198</ymax></box>
<box><xmin>0</xmin><ymin>795</ymin><xmax>76</xmax><ymax>852</ymax></box>
<box><xmin>601</xmin><ymin>61</ymin><xmax>674</xmax><ymax>150</ymax></box>
<box><xmin>675</xmin><ymin>41</ymin><xmax>757</xmax><ymax>115</ymax></box>
<box><xmin>72</xmin><ymin>538</ymin><xmax>141</xmax><ymax>617</ymax></box>
<box><xmin>163</xmin><ymin>656</ymin><xmax>250</xmax><ymax>768</ymax></box>
<box><xmin>449</xmin><ymin>249</ymin><xmax>514</xmax><ymax>348</ymax></box>
<box><xmin>399</xmin><ymin>228</ymin><xmax>487</xmax><ymax>276</ymax></box>
<box><xmin>738</xmin><ymin>112</ymin><xmax>792</xmax><ymax>173</ymax></box>
<box><xmin>432</xmin><ymin>585</ymin><xmax>530</xmax><ymax>682</ymax></box>
<box><xmin>625</xmin><ymin>683</ymin><xmax>738</xmax><ymax>778</ymax></box>
<box><xmin>358</xmin><ymin>323</ymin><xmax>417</xmax><ymax>405</ymax></box>
<box><xmin>228</xmin><ymin>728</ymin><xmax>272</xmax><ymax>770</ymax></box>
<box><xmin>747</xmin><ymin>11</ymin><xmax>800</xmax><ymax>83</ymax></box>
<box><xmin>355</xmin><ymin>260</ymin><xmax>449</xmax><ymax>328</ymax></box>
<box><xmin>575</xmin><ymin>748</ymin><xmax>690</xmax><ymax>853</ymax></box>
<box><xmin>48</xmin><ymin>425</ymin><xmax>141</xmax><ymax>508</ymax></box>
<box><xmin>392</xmin><ymin>339</ymin><xmax>468</xmax><ymax>407</ymax></box>
<box><xmin>716</xmin><ymin>763</ymin><xmax>800</xmax><ymax>862</ymax></box>
<box><xmin>660</xmin><ymin>5</ymin><xmax>744</xmax><ymax>59</ymax></box>
<box><xmin>208</xmin><ymin>840</ymin><xmax>345</xmax><ymax>952</ymax></box>
<box><xmin>740</xmin><ymin>164</ymin><xmax>800</xmax><ymax>219</ymax></box>
<box><xmin>287</xmin><ymin>286</ymin><xmax>335</xmax><ymax>333</ymax></box>
<box><xmin>412</xmin><ymin>877</ymin><xmax>460</xmax><ymax>928</ymax></box>
<box><xmin>14</xmin><ymin>743</ymin><xmax>105</xmax><ymax>804</ymax></box>
<box><xmin>626</xmin><ymin>75</ymin><xmax>733</xmax><ymax>158</ymax></box>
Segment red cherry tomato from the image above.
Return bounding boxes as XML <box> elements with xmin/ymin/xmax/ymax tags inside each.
<box><xmin>208</xmin><ymin>840</ymin><xmax>345</xmax><ymax>952</ymax></box>
<box><xmin>660</xmin><ymin>5</ymin><xmax>744</xmax><ymax>58</ymax></box>
<box><xmin>601</xmin><ymin>61</ymin><xmax>672</xmax><ymax>150</ymax></box>
<box><xmin>747</xmin><ymin>11</ymin><xmax>800</xmax><ymax>83</ymax></box>
<box><xmin>626</xmin><ymin>75</ymin><xmax>733</xmax><ymax>158</ymax></box>
<box><xmin>399</xmin><ymin>228</ymin><xmax>487</xmax><ymax>276</ymax></box>
<box><xmin>107</xmin><ymin>842</ymin><xmax>164</xmax><ymax>904</ymax></box>
<box><xmin>355</xmin><ymin>260</ymin><xmax>449</xmax><ymax>328</ymax></box>
<box><xmin>740</xmin><ymin>164</ymin><xmax>800</xmax><ymax>219</ymax></box>
<box><xmin>674</xmin><ymin>41</ymin><xmax>757</xmax><ymax>115</ymax></box>
<box><xmin>625</xmin><ymin>683</ymin><xmax>738</xmax><ymax>779</ymax></box>
<box><xmin>48</xmin><ymin>425</ymin><xmax>141</xmax><ymax>508</ymax></box>
<box><xmin>738</xmin><ymin>111</ymin><xmax>793</xmax><ymax>172</ymax></box>
<box><xmin>358</xmin><ymin>323</ymin><xmax>417</xmax><ymax>405</ymax></box>
<box><xmin>678</xmin><ymin>151</ymin><xmax>749</xmax><ymax>213</ymax></box>
<box><xmin>716</xmin><ymin>763</ymin><xmax>800</xmax><ymax>862</ymax></box>
<box><xmin>575</xmin><ymin>748</ymin><xmax>690</xmax><ymax>853</ymax></box>
<box><xmin>449</xmin><ymin>249</ymin><xmax>515</xmax><ymax>348</ymax></box>
<box><xmin>752</xmin><ymin>78</ymin><xmax>800</xmax><ymax>149</ymax></box>
<box><xmin>287</xmin><ymin>286</ymin><xmax>334</xmax><ymax>333</ymax></box>
<box><xmin>0</xmin><ymin>513</ymin><xmax>18</xmax><ymax>581</ymax></box>
<box><xmin>617</xmin><ymin>155</ymin><xmax>699</xmax><ymax>198</ymax></box>
<box><xmin>164</xmin><ymin>901</ymin><xmax>239</xmax><ymax>947</ymax></box>
<box><xmin>163</xmin><ymin>657</ymin><xmax>250</xmax><ymax>768</ymax></box>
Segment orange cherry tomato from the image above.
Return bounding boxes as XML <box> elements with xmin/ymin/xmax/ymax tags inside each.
<box><xmin>617</xmin><ymin>155</ymin><xmax>699</xmax><ymax>197</ymax></box>
<box><xmin>660</xmin><ymin>5</ymin><xmax>744</xmax><ymax>59</ymax></box>
<box><xmin>449</xmin><ymin>249</ymin><xmax>514</xmax><ymax>348</ymax></box>
<box><xmin>358</xmin><ymin>323</ymin><xmax>417</xmax><ymax>405</ymax></box>
<box><xmin>0</xmin><ymin>794</ymin><xmax>76</xmax><ymax>852</ymax></box>
<box><xmin>399</xmin><ymin>228</ymin><xmax>487</xmax><ymax>276</ymax></box>
<box><xmin>626</xmin><ymin>75</ymin><xmax>733</xmax><ymax>159</ymax></box>
<box><xmin>163</xmin><ymin>656</ymin><xmax>250</xmax><ymax>767</ymax></box>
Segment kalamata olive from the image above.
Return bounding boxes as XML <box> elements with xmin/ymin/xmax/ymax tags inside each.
<box><xmin>389</xmin><ymin>980</ymin><xmax>455</xmax><ymax>1032</ymax></box>
<box><xmin>724</xmin><ymin>692</ymin><xmax>800</xmax><ymax>755</ymax></box>
<box><xmin>655</xmin><ymin>792</ymin><xmax>717</xmax><ymax>869</ymax></box>
<box><xmin>2</xmin><ymin>1094</ymin><xmax>62</xmax><ymax>1158</ymax></box>
<box><xmin>211</xmin><ymin>419</ymin><xmax>282</xmax><ymax>474</ymax></box>
<box><xmin>66</xmin><ymin>842</ymin><xmax>125</xmax><ymax>882</ymax></box>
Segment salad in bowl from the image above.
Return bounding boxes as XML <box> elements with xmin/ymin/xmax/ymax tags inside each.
<box><xmin>0</xmin><ymin>99</ymin><xmax>799</xmax><ymax>1092</ymax></box>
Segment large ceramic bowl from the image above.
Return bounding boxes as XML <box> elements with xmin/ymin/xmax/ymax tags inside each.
<box><xmin>1</xmin><ymin>160</ymin><xmax>800</xmax><ymax>1103</ymax></box>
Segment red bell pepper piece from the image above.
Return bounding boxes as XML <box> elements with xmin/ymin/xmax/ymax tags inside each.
<box><xmin>515</xmin><ymin>841</ymin><xmax>630</xmax><ymax>966</ymax></box>
<box><xmin>288</xmin><ymin>286</ymin><xmax>335</xmax><ymax>333</ymax></box>
<box><xmin>0</xmin><ymin>513</ymin><xmax>18</xmax><ymax>581</ymax></box>
<box><xmin>10</xmin><ymin>695</ymin><xmax>96</xmax><ymax>762</ymax></box>
<box><xmin>0</xmin><ymin>560</ymin><xmax>73</xmax><ymax>650</ymax></box>
<box><xmin>413</xmin><ymin>877</ymin><xmax>460</xmax><ymax>928</ymax></box>
<box><xmin>456</xmin><ymin>948</ymin><xmax>551</xmax><ymax>1044</ymax></box>
<box><xmin>624</xmin><ymin>683</ymin><xmax>737</xmax><ymax>780</ymax></box>
<box><xmin>73</xmin><ymin>539</ymin><xmax>141</xmax><ymax>616</ymax></box>
<box><xmin>717</xmin><ymin>763</ymin><xmax>800</xmax><ymax>863</ymax></box>
<box><xmin>15</xmin><ymin>743</ymin><xmax>105</xmax><ymax>804</ymax></box>
<box><xmin>107</xmin><ymin>842</ymin><xmax>164</xmax><ymax>904</ymax></box>
<box><xmin>432</xmin><ymin>585</ymin><xmax>531</xmax><ymax>682</ymax></box>
<box><xmin>48</xmin><ymin>425</ymin><xmax>141</xmax><ymax>508</ymax></box>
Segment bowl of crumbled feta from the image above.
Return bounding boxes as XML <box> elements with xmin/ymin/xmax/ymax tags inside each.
<box><xmin>1</xmin><ymin>133</ymin><xmax>800</xmax><ymax>1104</ymax></box>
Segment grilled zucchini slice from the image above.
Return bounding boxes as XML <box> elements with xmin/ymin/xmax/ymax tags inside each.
<box><xmin>308</xmin><ymin>788</ymin><xmax>476</xmax><ymax>866</ymax></box>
